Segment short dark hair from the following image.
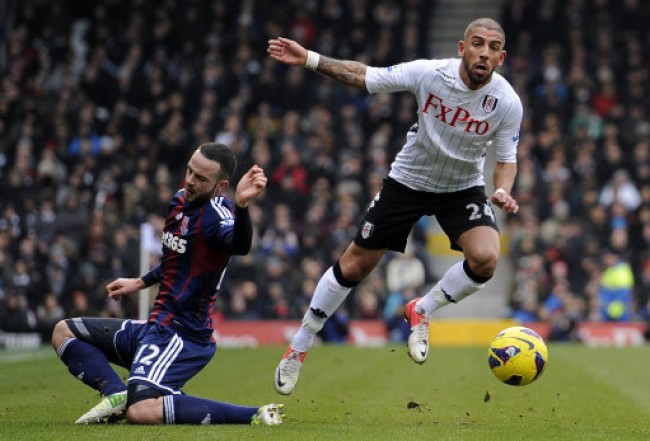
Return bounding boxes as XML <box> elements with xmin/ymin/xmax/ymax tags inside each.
<box><xmin>197</xmin><ymin>142</ymin><xmax>237</xmax><ymax>180</ymax></box>
<box><xmin>463</xmin><ymin>18</ymin><xmax>505</xmax><ymax>46</ymax></box>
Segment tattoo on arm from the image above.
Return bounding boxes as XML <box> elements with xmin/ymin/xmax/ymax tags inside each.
<box><xmin>317</xmin><ymin>56</ymin><xmax>367</xmax><ymax>89</ymax></box>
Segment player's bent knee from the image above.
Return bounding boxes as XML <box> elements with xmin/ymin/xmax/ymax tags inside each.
<box><xmin>51</xmin><ymin>320</ymin><xmax>74</xmax><ymax>350</ymax></box>
<box><xmin>481</xmin><ymin>252</ymin><xmax>499</xmax><ymax>272</ymax></box>
<box><xmin>339</xmin><ymin>251</ymin><xmax>382</xmax><ymax>281</ymax></box>
<box><xmin>471</xmin><ymin>243</ymin><xmax>499</xmax><ymax>264</ymax></box>
<box><xmin>467</xmin><ymin>250</ymin><xmax>499</xmax><ymax>276</ymax></box>
<box><xmin>126</xmin><ymin>399</ymin><xmax>163</xmax><ymax>424</ymax></box>
<box><xmin>126</xmin><ymin>383</ymin><xmax>165</xmax><ymax>424</ymax></box>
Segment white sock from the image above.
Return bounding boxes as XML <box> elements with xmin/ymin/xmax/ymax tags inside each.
<box><xmin>291</xmin><ymin>267</ymin><xmax>351</xmax><ymax>352</ymax></box>
<box><xmin>416</xmin><ymin>261</ymin><xmax>485</xmax><ymax>317</ymax></box>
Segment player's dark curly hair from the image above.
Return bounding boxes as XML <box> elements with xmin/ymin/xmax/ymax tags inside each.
<box><xmin>197</xmin><ymin>142</ymin><xmax>237</xmax><ymax>181</ymax></box>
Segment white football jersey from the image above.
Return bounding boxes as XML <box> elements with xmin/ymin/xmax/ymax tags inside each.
<box><xmin>366</xmin><ymin>58</ymin><xmax>522</xmax><ymax>193</ymax></box>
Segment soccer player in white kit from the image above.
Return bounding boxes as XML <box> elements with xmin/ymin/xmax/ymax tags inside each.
<box><xmin>268</xmin><ymin>17</ymin><xmax>522</xmax><ymax>395</ymax></box>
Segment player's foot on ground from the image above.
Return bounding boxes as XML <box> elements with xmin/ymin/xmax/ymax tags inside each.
<box><xmin>274</xmin><ymin>346</ymin><xmax>307</xmax><ymax>395</ymax></box>
<box><xmin>75</xmin><ymin>390</ymin><xmax>127</xmax><ymax>424</ymax></box>
<box><xmin>251</xmin><ymin>403</ymin><xmax>285</xmax><ymax>425</ymax></box>
<box><xmin>405</xmin><ymin>297</ymin><xmax>430</xmax><ymax>364</ymax></box>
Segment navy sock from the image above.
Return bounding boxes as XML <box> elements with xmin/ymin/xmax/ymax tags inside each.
<box><xmin>163</xmin><ymin>395</ymin><xmax>258</xmax><ymax>424</ymax></box>
<box><xmin>57</xmin><ymin>338</ymin><xmax>126</xmax><ymax>396</ymax></box>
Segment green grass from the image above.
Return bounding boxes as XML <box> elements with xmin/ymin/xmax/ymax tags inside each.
<box><xmin>1</xmin><ymin>344</ymin><xmax>649</xmax><ymax>440</ymax></box>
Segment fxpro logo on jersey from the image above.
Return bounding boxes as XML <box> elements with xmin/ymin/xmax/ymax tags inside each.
<box><xmin>422</xmin><ymin>93</ymin><xmax>489</xmax><ymax>135</ymax></box>
<box><xmin>162</xmin><ymin>231</ymin><xmax>187</xmax><ymax>253</ymax></box>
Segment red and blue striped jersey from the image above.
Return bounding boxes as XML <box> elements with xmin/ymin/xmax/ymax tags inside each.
<box><xmin>142</xmin><ymin>189</ymin><xmax>252</xmax><ymax>342</ymax></box>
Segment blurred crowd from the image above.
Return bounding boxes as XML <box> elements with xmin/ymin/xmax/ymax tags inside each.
<box><xmin>0</xmin><ymin>0</ymin><xmax>649</xmax><ymax>344</ymax></box>
<box><xmin>501</xmin><ymin>0</ymin><xmax>650</xmax><ymax>340</ymax></box>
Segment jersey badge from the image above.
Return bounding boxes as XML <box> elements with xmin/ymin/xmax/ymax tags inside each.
<box><xmin>361</xmin><ymin>221</ymin><xmax>375</xmax><ymax>239</ymax></box>
<box><xmin>180</xmin><ymin>215</ymin><xmax>189</xmax><ymax>235</ymax></box>
<box><xmin>482</xmin><ymin>95</ymin><xmax>498</xmax><ymax>113</ymax></box>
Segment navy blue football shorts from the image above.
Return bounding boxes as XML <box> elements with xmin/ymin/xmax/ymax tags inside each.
<box><xmin>353</xmin><ymin>177</ymin><xmax>499</xmax><ymax>252</ymax></box>
<box><xmin>66</xmin><ymin>318</ymin><xmax>216</xmax><ymax>396</ymax></box>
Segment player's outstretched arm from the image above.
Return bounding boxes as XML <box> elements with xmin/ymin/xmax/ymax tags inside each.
<box><xmin>267</xmin><ymin>37</ymin><xmax>309</xmax><ymax>66</ymax></box>
<box><xmin>267</xmin><ymin>37</ymin><xmax>367</xmax><ymax>90</ymax></box>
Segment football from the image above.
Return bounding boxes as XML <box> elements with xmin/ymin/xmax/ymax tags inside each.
<box><xmin>488</xmin><ymin>326</ymin><xmax>548</xmax><ymax>386</ymax></box>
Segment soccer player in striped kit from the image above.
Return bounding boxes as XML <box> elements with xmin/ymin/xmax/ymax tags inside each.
<box><xmin>52</xmin><ymin>143</ymin><xmax>284</xmax><ymax>425</ymax></box>
<box><xmin>268</xmin><ymin>18</ymin><xmax>523</xmax><ymax>395</ymax></box>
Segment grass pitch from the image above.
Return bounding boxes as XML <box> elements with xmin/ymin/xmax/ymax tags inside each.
<box><xmin>1</xmin><ymin>343</ymin><xmax>649</xmax><ymax>440</ymax></box>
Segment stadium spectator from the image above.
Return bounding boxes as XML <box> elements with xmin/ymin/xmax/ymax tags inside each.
<box><xmin>538</xmin><ymin>279</ymin><xmax>584</xmax><ymax>342</ymax></box>
<box><xmin>0</xmin><ymin>289</ymin><xmax>37</xmax><ymax>332</ymax></box>
<box><xmin>228</xmin><ymin>279</ymin><xmax>264</xmax><ymax>320</ymax></box>
<box><xmin>597</xmin><ymin>250</ymin><xmax>635</xmax><ymax>322</ymax></box>
<box><xmin>599</xmin><ymin>169</ymin><xmax>642</xmax><ymax>212</ymax></box>
<box><xmin>36</xmin><ymin>292</ymin><xmax>65</xmax><ymax>342</ymax></box>
<box><xmin>382</xmin><ymin>240</ymin><xmax>428</xmax><ymax>342</ymax></box>
<box><xmin>385</xmin><ymin>241</ymin><xmax>426</xmax><ymax>295</ymax></box>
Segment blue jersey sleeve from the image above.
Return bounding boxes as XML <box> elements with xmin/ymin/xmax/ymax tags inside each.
<box><xmin>201</xmin><ymin>197</ymin><xmax>253</xmax><ymax>255</ymax></box>
<box><xmin>228</xmin><ymin>205</ymin><xmax>253</xmax><ymax>255</ymax></box>
<box><xmin>141</xmin><ymin>265</ymin><xmax>162</xmax><ymax>287</ymax></box>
